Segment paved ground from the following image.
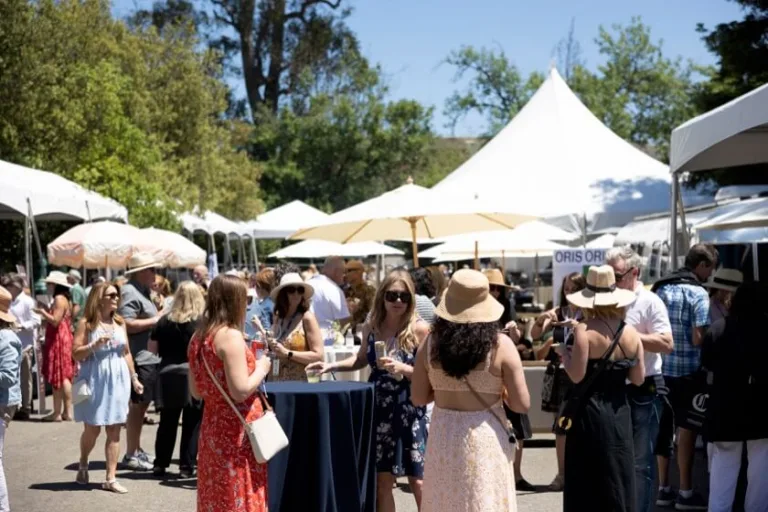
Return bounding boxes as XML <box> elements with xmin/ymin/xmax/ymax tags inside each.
<box><xmin>7</xmin><ymin>414</ymin><xmax>712</xmax><ymax>511</ymax></box>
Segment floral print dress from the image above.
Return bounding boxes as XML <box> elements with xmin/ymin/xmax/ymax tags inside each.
<box><xmin>366</xmin><ymin>331</ymin><xmax>428</xmax><ymax>478</ymax></box>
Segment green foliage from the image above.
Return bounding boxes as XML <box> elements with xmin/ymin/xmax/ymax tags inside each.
<box><xmin>0</xmin><ymin>0</ymin><xmax>262</xmax><ymax>230</ymax></box>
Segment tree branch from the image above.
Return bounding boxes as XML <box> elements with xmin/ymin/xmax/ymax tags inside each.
<box><xmin>286</xmin><ymin>0</ymin><xmax>342</xmax><ymax>23</ymax></box>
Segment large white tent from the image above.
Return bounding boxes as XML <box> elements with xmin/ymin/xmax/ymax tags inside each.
<box><xmin>432</xmin><ymin>68</ymin><xmax>710</xmax><ymax>234</ymax></box>
<box><xmin>0</xmin><ymin>158</ymin><xmax>127</xmax><ymax>221</ymax></box>
<box><xmin>247</xmin><ymin>200</ymin><xmax>329</xmax><ymax>239</ymax></box>
<box><xmin>269</xmin><ymin>240</ymin><xmax>403</xmax><ymax>259</ymax></box>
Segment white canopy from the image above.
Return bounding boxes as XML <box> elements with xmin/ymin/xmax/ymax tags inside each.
<box><xmin>180</xmin><ymin>211</ymin><xmax>245</xmax><ymax>237</ymax></box>
<box><xmin>0</xmin><ymin>158</ymin><xmax>127</xmax><ymax>221</ymax></box>
<box><xmin>695</xmin><ymin>197</ymin><xmax>768</xmax><ymax>231</ymax></box>
<box><xmin>432</xmin><ymin>68</ymin><xmax>710</xmax><ymax>233</ymax></box>
<box><xmin>585</xmin><ymin>233</ymin><xmax>616</xmax><ymax>249</ymax></box>
<box><xmin>269</xmin><ymin>240</ymin><xmax>403</xmax><ymax>259</ymax></box>
<box><xmin>248</xmin><ymin>201</ymin><xmax>329</xmax><ymax>239</ymax></box>
<box><xmin>670</xmin><ymin>82</ymin><xmax>768</xmax><ymax>174</ymax></box>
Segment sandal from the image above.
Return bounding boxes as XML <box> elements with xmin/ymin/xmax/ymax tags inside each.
<box><xmin>102</xmin><ymin>480</ymin><xmax>128</xmax><ymax>494</ymax></box>
<box><xmin>76</xmin><ymin>464</ymin><xmax>89</xmax><ymax>485</ymax></box>
<box><xmin>548</xmin><ymin>474</ymin><xmax>565</xmax><ymax>492</ymax></box>
<box><xmin>143</xmin><ymin>416</ymin><xmax>158</xmax><ymax>425</ymax></box>
<box><xmin>41</xmin><ymin>414</ymin><xmax>62</xmax><ymax>423</ymax></box>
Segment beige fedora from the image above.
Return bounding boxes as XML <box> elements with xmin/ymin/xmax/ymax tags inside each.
<box><xmin>482</xmin><ymin>268</ymin><xmax>513</xmax><ymax>288</ymax></box>
<box><xmin>44</xmin><ymin>270</ymin><xmax>72</xmax><ymax>289</ymax></box>
<box><xmin>435</xmin><ymin>269</ymin><xmax>503</xmax><ymax>324</ymax></box>
<box><xmin>567</xmin><ymin>265</ymin><xmax>636</xmax><ymax>309</ymax></box>
<box><xmin>0</xmin><ymin>286</ymin><xmax>17</xmax><ymax>324</ymax></box>
<box><xmin>704</xmin><ymin>268</ymin><xmax>743</xmax><ymax>292</ymax></box>
<box><xmin>125</xmin><ymin>252</ymin><xmax>162</xmax><ymax>275</ymax></box>
<box><xmin>270</xmin><ymin>273</ymin><xmax>314</xmax><ymax>302</ymax></box>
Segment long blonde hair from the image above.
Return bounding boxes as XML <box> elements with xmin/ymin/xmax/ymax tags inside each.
<box><xmin>168</xmin><ymin>281</ymin><xmax>205</xmax><ymax>324</ymax></box>
<box><xmin>369</xmin><ymin>270</ymin><xmax>418</xmax><ymax>352</ymax></box>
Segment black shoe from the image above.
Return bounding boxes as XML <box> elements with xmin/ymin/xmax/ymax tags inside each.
<box><xmin>179</xmin><ymin>467</ymin><xmax>196</xmax><ymax>479</ymax></box>
<box><xmin>516</xmin><ymin>478</ymin><xmax>536</xmax><ymax>492</ymax></box>
<box><xmin>13</xmin><ymin>410</ymin><xmax>30</xmax><ymax>421</ymax></box>
<box><xmin>675</xmin><ymin>492</ymin><xmax>708</xmax><ymax>510</ymax></box>
<box><xmin>152</xmin><ymin>467</ymin><xmax>166</xmax><ymax>478</ymax></box>
<box><xmin>657</xmin><ymin>488</ymin><xmax>676</xmax><ymax>507</ymax></box>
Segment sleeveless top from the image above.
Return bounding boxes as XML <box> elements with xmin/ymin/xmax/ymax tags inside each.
<box><xmin>425</xmin><ymin>335</ymin><xmax>504</xmax><ymax>397</ymax></box>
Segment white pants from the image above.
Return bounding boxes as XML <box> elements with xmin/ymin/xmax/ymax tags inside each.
<box><xmin>708</xmin><ymin>439</ymin><xmax>768</xmax><ymax>512</ymax></box>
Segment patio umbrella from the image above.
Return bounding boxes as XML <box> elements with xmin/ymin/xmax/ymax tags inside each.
<box><xmin>47</xmin><ymin>221</ymin><xmax>145</xmax><ymax>268</ymax></box>
<box><xmin>289</xmin><ymin>178</ymin><xmax>536</xmax><ymax>266</ymax></box>
<box><xmin>140</xmin><ymin>228</ymin><xmax>206</xmax><ymax>268</ymax></box>
<box><xmin>269</xmin><ymin>240</ymin><xmax>403</xmax><ymax>259</ymax></box>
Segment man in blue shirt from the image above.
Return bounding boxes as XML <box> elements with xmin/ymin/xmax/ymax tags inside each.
<box><xmin>652</xmin><ymin>244</ymin><xmax>717</xmax><ymax>510</ymax></box>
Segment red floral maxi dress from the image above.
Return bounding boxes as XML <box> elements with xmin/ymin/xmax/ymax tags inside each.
<box><xmin>188</xmin><ymin>333</ymin><xmax>268</xmax><ymax>512</ymax></box>
<box><xmin>42</xmin><ymin>311</ymin><xmax>75</xmax><ymax>389</ymax></box>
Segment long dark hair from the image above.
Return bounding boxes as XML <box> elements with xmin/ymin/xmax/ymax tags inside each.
<box><xmin>558</xmin><ymin>272</ymin><xmax>586</xmax><ymax>308</ymax></box>
<box><xmin>53</xmin><ymin>285</ymin><xmax>71</xmax><ymax>302</ymax></box>
<box><xmin>274</xmin><ymin>289</ymin><xmax>309</xmax><ymax>320</ymax></box>
<box><xmin>432</xmin><ymin>317</ymin><xmax>498</xmax><ymax>379</ymax></box>
<box><xmin>727</xmin><ymin>282</ymin><xmax>768</xmax><ymax>330</ymax></box>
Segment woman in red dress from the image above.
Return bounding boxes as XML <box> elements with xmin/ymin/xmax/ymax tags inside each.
<box><xmin>188</xmin><ymin>275</ymin><xmax>272</xmax><ymax>512</ymax></box>
<box><xmin>34</xmin><ymin>272</ymin><xmax>75</xmax><ymax>422</ymax></box>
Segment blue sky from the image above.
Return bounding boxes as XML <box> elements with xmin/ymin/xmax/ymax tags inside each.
<box><xmin>113</xmin><ymin>0</ymin><xmax>744</xmax><ymax>135</ymax></box>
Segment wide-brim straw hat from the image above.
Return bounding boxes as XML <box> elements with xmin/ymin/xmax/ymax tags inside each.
<box><xmin>567</xmin><ymin>265</ymin><xmax>636</xmax><ymax>309</ymax></box>
<box><xmin>704</xmin><ymin>268</ymin><xmax>743</xmax><ymax>292</ymax></box>
<box><xmin>270</xmin><ymin>273</ymin><xmax>315</xmax><ymax>302</ymax></box>
<box><xmin>44</xmin><ymin>270</ymin><xmax>72</xmax><ymax>289</ymax></box>
<box><xmin>482</xmin><ymin>268</ymin><xmax>513</xmax><ymax>288</ymax></box>
<box><xmin>125</xmin><ymin>252</ymin><xmax>162</xmax><ymax>275</ymax></box>
<box><xmin>435</xmin><ymin>269</ymin><xmax>504</xmax><ymax>324</ymax></box>
<box><xmin>0</xmin><ymin>286</ymin><xmax>17</xmax><ymax>324</ymax></box>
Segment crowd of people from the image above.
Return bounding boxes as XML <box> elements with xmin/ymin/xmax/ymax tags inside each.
<box><xmin>0</xmin><ymin>242</ymin><xmax>765</xmax><ymax>511</ymax></box>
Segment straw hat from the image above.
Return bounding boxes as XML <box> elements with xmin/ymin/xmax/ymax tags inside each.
<box><xmin>704</xmin><ymin>268</ymin><xmax>743</xmax><ymax>293</ymax></box>
<box><xmin>482</xmin><ymin>268</ymin><xmax>512</xmax><ymax>288</ymax></box>
<box><xmin>567</xmin><ymin>265</ymin><xmax>636</xmax><ymax>309</ymax></box>
<box><xmin>0</xmin><ymin>287</ymin><xmax>17</xmax><ymax>324</ymax></box>
<box><xmin>435</xmin><ymin>269</ymin><xmax>503</xmax><ymax>324</ymax></box>
<box><xmin>124</xmin><ymin>253</ymin><xmax>162</xmax><ymax>275</ymax></box>
<box><xmin>44</xmin><ymin>271</ymin><xmax>72</xmax><ymax>289</ymax></box>
<box><xmin>270</xmin><ymin>273</ymin><xmax>315</xmax><ymax>301</ymax></box>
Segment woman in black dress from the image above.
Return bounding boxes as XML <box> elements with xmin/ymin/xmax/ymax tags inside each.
<box><xmin>559</xmin><ymin>265</ymin><xmax>644</xmax><ymax>512</ymax></box>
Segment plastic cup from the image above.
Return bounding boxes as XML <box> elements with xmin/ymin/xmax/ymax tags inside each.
<box><xmin>305</xmin><ymin>368</ymin><xmax>321</xmax><ymax>383</ymax></box>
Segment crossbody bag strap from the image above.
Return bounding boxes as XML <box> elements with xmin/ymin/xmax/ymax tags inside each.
<box><xmin>566</xmin><ymin>321</ymin><xmax>626</xmax><ymax>400</ymax></box>
<box><xmin>463</xmin><ymin>376</ymin><xmax>514</xmax><ymax>439</ymax></box>
<box><xmin>199</xmin><ymin>344</ymin><xmax>273</xmax><ymax>430</ymax></box>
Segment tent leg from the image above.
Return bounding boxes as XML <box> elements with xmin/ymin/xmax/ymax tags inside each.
<box><xmin>535</xmin><ymin>253</ymin><xmax>540</xmax><ymax>306</ymax></box>
<box><xmin>474</xmin><ymin>241</ymin><xmax>479</xmax><ymax>270</ymax></box>
<box><xmin>670</xmin><ymin>175</ymin><xmax>680</xmax><ymax>271</ymax></box>
<box><xmin>501</xmin><ymin>250</ymin><xmax>506</xmax><ymax>278</ymax></box>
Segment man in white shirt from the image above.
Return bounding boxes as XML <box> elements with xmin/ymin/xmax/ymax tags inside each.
<box><xmin>606</xmin><ymin>247</ymin><xmax>673</xmax><ymax>512</ymax></box>
<box><xmin>309</xmin><ymin>256</ymin><xmax>351</xmax><ymax>334</ymax></box>
<box><xmin>1</xmin><ymin>273</ymin><xmax>41</xmax><ymax>420</ymax></box>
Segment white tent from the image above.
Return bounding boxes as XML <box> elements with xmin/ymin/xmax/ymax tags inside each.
<box><xmin>586</xmin><ymin>233</ymin><xmax>616</xmax><ymax>249</ymax></box>
<box><xmin>247</xmin><ymin>200</ymin><xmax>330</xmax><ymax>239</ymax></box>
<box><xmin>269</xmin><ymin>240</ymin><xmax>403</xmax><ymax>259</ymax></box>
<box><xmin>0</xmin><ymin>158</ymin><xmax>127</xmax><ymax>221</ymax></box>
<box><xmin>670</xmin><ymin>82</ymin><xmax>768</xmax><ymax>174</ymax></box>
<box><xmin>432</xmin><ymin>68</ymin><xmax>711</xmax><ymax>234</ymax></box>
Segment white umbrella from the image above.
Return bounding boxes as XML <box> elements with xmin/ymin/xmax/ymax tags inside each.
<box><xmin>269</xmin><ymin>240</ymin><xmax>403</xmax><ymax>259</ymax></box>
<box><xmin>47</xmin><ymin>221</ymin><xmax>145</xmax><ymax>268</ymax></box>
<box><xmin>289</xmin><ymin>179</ymin><xmax>536</xmax><ymax>266</ymax></box>
<box><xmin>140</xmin><ymin>228</ymin><xmax>206</xmax><ymax>268</ymax></box>
<box><xmin>420</xmin><ymin>226</ymin><xmax>572</xmax><ymax>260</ymax></box>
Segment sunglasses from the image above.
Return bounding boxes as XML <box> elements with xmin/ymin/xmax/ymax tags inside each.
<box><xmin>103</xmin><ymin>293</ymin><xmax>119</xmax><ymax>300</ymax></box>
<box><xmin>614</xmin><ymin>267</ymin><xmax>635</xmax><ymax>282</ymax></box>
<box><xmin>284</xmin><ymin>286</ymin><xmax>304</xmax><ymax>295</ymax></box>
<box><xmin>384</xmin><ymin>291</ymin><xmax>411</xmax><ymax>304</ymax></box>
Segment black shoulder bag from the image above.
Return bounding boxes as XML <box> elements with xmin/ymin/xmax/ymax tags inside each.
<box><xmin>555</xmin><ymin>321</ymin><xmax>625</xmax><ymax>435</ymax></box>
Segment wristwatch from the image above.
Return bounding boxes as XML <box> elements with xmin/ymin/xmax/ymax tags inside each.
<box><xmin>287</xmin><ymin>351</ymin><xmax>294</xmax><ymax>360</ymax></box>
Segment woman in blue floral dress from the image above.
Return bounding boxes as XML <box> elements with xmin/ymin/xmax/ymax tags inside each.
<box><xmin>309</xmin><ymin>269</ymin><xmax>430</xmax><ymax>512</ymax></box>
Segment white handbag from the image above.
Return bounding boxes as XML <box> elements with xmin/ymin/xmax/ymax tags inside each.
<box><xmin>202</xmin><ymin>353</ymin><xmax>289</xmax><ymax>463</ymax></box>
<box><xmin>72</xmin><ymin>377</ymin><xmax>91</xmax><ymax>406</ymax></box>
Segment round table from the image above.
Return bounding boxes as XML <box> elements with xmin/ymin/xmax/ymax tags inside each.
<box><xmin>265</xmin><ymin>381</ymin><xmax>376</xmax><ymax>512</ymax></box>
<box><xmin>323</xmin><ymin>345</ymin><xmax>372</xmax><ymax>383</ymax></box>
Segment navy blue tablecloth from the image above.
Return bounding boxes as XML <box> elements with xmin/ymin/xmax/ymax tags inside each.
<box><xmin>266</xmin><ymin>381</ymin><xmax>376</xmax><ymax>512</ymax></box>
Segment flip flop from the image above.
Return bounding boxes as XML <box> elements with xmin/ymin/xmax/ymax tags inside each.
<box><xmin>41</xmin><ymin>415</ymin><xmax>62</xmax><ymax>423</ymax></box>
<box><xmin>102</xmin><ymin>480</ymin><xmax>128</xmax><ymax>494</ymax></box>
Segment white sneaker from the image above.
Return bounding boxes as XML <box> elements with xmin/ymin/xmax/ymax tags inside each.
<box><xmin>121</xmin><ymin>453</ymin><xmax>152</xmax><ymax>471</ymax></box>
<box><xmin>137</xmin><ymin>449</ymin><xmax>155</xmax><ymax>464</ymax></box>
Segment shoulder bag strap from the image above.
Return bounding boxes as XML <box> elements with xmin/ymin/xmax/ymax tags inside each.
<box><xmin>200</xmin><ymin>344</ymin><xmax>272</xmax><ymax>430</ymax></box>
<box><xmin>565</xmin><ymin>321</ymin><xmax>626</xmax><ymax>401</ymax></box>
<box><xmin>463</xmin><ymin>375</ymin><xmax>514</xmax><ymax>439</ymax></box>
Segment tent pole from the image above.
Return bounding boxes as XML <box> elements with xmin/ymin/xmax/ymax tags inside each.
<box><xmin>409</xmin><ymin>219</ymin><xmax>419</xmax><ymax>268</ymax></box>
<box><xmin>670</xmin><ymin>175</ymin><xmax>680</xmax><ymax>271</ymax></box>
<box><xmin>24</xmin><ymin>214</ymin><xmax>31</xmax><ymax>289</ymax></box>
<box><xmin>474</xmin><ymin>241</ymin><xmax>479</xmax><ymax>270</ymax></box>
<box><xmin>535</xmin><ymin>252</ymin><xmax>540</xmax><ymax>306</ymax></box>
<box><xmin>501</xmin><ymin>250</ymin><xmax>506</xmax><ymax>278</ymax></box>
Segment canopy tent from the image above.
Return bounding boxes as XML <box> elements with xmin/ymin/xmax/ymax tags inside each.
<box><xmin>269</xmin><ymin>240</ymin><xmax>403</xmax><ymax>259</ymax></box>
<box><xmin>0</xmin><ymin>158</ymin><xmax>127</xmax><ymax>221</ymax></box>
<box><xmin>289</xmin><ymin>179</ymin><xmax>536</xmax><ymax>266</ymax></box>
<box><xmin>432</xmin><ymin>68</ymin><xmax>711</xmax><ymax>235</ymax></box>
<box><xmin>696</xmin><ymin>196</ymin><xmax>768</xmax><ymax>231</ymax></box>
<box><xmin>585</xmin><ymin>233</ymin><xmax>616</xmax><ymax>249</ymax></box>
<box><xmin>180</xmin><ymin>211</ymin><xmax>254</xmax><ymax>271</ymax></box>
<box><xmin>247</xmin><ymin>200</ymin><xmax>330</xmax><ymax>239</ymax></box>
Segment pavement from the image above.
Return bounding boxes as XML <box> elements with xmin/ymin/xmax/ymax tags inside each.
<box><xmin>6</xmin><ymin>414</ymin><xmax>712</xmax><ymax>512</ymax></box>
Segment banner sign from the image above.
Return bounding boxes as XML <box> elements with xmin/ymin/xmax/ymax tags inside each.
<box><xmin>552</xmin><ymin>249</ymin><xmax>607</xmax><ymax>306</ymax></box>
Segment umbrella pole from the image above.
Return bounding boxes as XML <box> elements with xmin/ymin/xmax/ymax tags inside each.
<box><xmin>409</xmin><ymin>220</ymin><xmax>419</xmax><ymax>268</ymax></box>
<box><xmin>474</xmin><ymin>241</ymin><xmax>479</xmax><ymax>270</ymax></box>
<box><xmin>535</xmin><ymin>252</ymin><xmax>540</xmax><ymax>306</ymax></box>
<box><xmin>502</xmin><ymin>250</ymin><xmax>506</xmax><ymax>277</ymax></box>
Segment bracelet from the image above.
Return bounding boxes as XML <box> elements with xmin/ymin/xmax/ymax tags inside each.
<box><xmin>131</xmin><ymin>373</ymin><xmax>139</xmax><ymax>381</ymax></box>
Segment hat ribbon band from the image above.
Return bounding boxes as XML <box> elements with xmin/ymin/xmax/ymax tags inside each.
<box><xmin>713</xmin><ymin>277</ymin><xmax>740</xmax><ymax>288</ymax></box>
<box><xmin>587</xmin><ymin>283</ymin><xmax>616</xmax><ymax>293</ymax></box>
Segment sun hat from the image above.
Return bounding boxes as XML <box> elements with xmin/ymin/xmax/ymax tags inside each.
<box><xmin>270</xmin><ymin>273</ymin><xmax>315</xmax><ymax>302</ymax></box>
<box><xmin>435</xmin><ymin>269</ymin><xmax>504</xmax><ymax>324</ymax></box>
<box><xmin>124</xmin><ymin>253</ymin><xmax>162</xmax><ymax>275</ymax></box>
<box><xmin>566</xmin><ymin>265</ymin><xmax>636</xmax><ymax>309</ymax></box>
<box><xmin>482</xmin><ymin>268</ymin><xmax>513</xmax><ymax>288</ymax></box>
<box><xmin>44</xmin><ymin>271</ymin><xmax>73</xmax><ymax>289</ymax></box>
<box><xmin>704</xmin><ymin>268</ymin><xmax>743</xmax><ymax>293</ymax></box>
<box><xmin>68</xmin><ymin>269</ymin><xmax>82</xmax><ymax>281</ymax></box>
<box><xmin>0</xmin><ymin>287</ymin><xmax>17</xmax><ymax>324</ymax></box>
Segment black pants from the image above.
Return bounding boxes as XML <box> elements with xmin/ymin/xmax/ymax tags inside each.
<box><xmin>154</xmin><ymin>402</ymin><xmax>202</xmax><ymax>470</ymax></box>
